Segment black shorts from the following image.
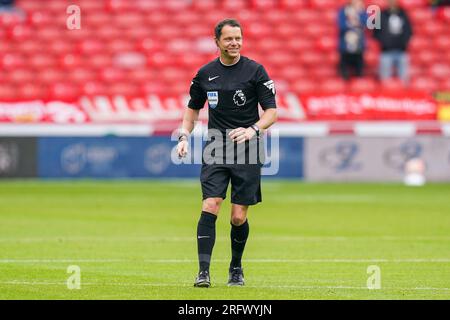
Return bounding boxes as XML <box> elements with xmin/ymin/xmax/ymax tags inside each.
<box><xmin>200</xmin><ymin>164</ymin><xmax>262</xmax><ymax>206</ymax></box>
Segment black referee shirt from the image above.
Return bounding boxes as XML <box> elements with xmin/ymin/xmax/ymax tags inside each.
<box><xmin>188</xmin><ymin>56</ymin><xmax>277</xmax><ymax>133</ymax></box>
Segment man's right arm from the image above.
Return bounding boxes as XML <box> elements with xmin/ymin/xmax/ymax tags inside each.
<box><xmin>180</xmin><ymin>107</ymin><xmax>200</xmax><ymax>137</ymax></box>
<box><xmin>177</xmin><ymin>108</ymin><xmax>200</xmax><ymax>158</ymax></box>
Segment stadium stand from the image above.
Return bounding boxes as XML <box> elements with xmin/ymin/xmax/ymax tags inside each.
<box><xmin>0</xmin><ymin>0</ymin><xmax>448</xmax><ymax>103</ymax></box>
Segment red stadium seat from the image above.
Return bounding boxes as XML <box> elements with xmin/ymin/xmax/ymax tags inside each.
<box><xmin>193</xmin><ymin>0</ymin><xmax>219</xmax><ymax>11</ymax></box>
<box><xmin>135</xmin><ymin>0</ymin><xmax>161</xmax><ymax>12</ymax></box>
<box><xmin>441</xmin><ymin>78</ymin><xmax>450</xmax><ymax>91</ymax></box>
<box><xmin>82</xmin><ymin>81</ymin><xmax>108</xmax><ymax>96</ymax></box>
<box><xmin>0</xmin><ymin>84</ymin><xmax>18</xmax><ymax>101</ymax></box>
<box><xmin>409</xmin><ymin>65</ymin><xmax>425</xmax><ymax>79</ymax></box>
<box><xmin>29</xmin><ymin>11</ymin><xmax>54</xmax><ymax>27</ymax></box>
<box><xmin>319</xmin><ymin>78</ymin><xmax>348</xmax><ymax>93</ymax></box>
<box><xmin>286</xmin><ymin>38</ymin><xmax>313</xmax><ymax>53</ymax></box>
<box><xmin>59</xmin><ymin>54</ymin><xmax>84</xmax><ymax>69</ymax></box>
<box><xmin>291</xmin><ymin>79</ymin><xmax>316</xmax><ymax>93</ymax></box>
<box><xmin>316</xmin><ymin>36</ymin><xmax>338</xmax><ymax>52</ymax></box>
<box><xmin>292</xmin><ymin>10</ymin><xmax>319</xmax><ymax>24</ymax></box>
<box><xmin>88</xmin><ymin>54</ymin><xmax>112</xmax><ymax>70</ymax></box>
<box><xmin>166</xmin><ymin>39</ymin><xmax>191</xmax><ymax>54</ymax></box>
<box><xmin>113</xmin><ymin>12</ymin><xmax>144</xmax><ymax>28</ymax></box>
<box><xmin>409</xmin><ymin>8</ymin><xmax>433</xmax><ymax>24</ymax></box>
<box><xmin>105</xmin><ymin>0</ymin><xmax>133</xmax><ymax>12</ymax></box>
<box><xmin>162</xmin><ymin>0</ymin><xmax>192</xmax><ymax>11</ymax></box>
<box><xmin>419</xmin><ymin>21</ymin><xmax>445</xmax><ymax>36</ymax></box>
<box><xmin>379</xmin><ymin>79</ymin><xmax>407</xmax><ymax>92</ymax></box>
<box><xmin>349</xmin><ymin>78</ymin><xmax>378</xmax><ymax>93</ymax></box>
<box><xmin>222</xmin><ymin>0</ymin><xmax>248</xmax><ymax>11</ymax></box>
<box><xmin>298</xmin><ymin>52</ymin><xmax>325</xmax><ymax>67</ymax></box>
<box><xmin>250</xmin><ymin>0</ymin><xmax>277</xmax><ymax>10</ymax></box>
<box><xmin>96</xmin><ymin>26</ymin><xmax>123</xmax><ymax>40</ymax></box>
<box><xmin>9</xmin><ymin>25</ymin><xmax>33</xmax><ymax>41</ymax></box>
<box><xmin>8</xmin><ymin>69</ymin><xmax>35</xmax><ymax>83</ymax></box>
<box><xmin>75</xmin><ymin>0</ymin><xmax>106</xmax><ymax>12</ymax></box>
<box><xmin>0</xmin><ymin>41</ymin><xmax>13</xmax><ymax>54</ymax></box>
<box><xmin>279</xmin><ymin>66</ymin><xmax>308</xmax><ymax>82</ymax></box>
<box><xmin>413</xmin><ymin>51</ymin><xmax>439</xmax><ymax>66</ymax></box>
<box><xmin>18</xmin><ymin>83</ymin><xmax>48</xmax><ymax>100</ymax></box>
<box><xmin>434</xmin><ymin>35</ymin><xmax>450</xmax><ymax>51</ymax></box>
<box><xmin>108</xmin><ymin>39</ymin><xmax>135</xmax><ymax>53</ymax></box>
<box><xmin>141</xmin><ymin>82</ymin><xmax>168</xmax><ymax>96</ymax></box>
<box><xmin>310</xmin><ymin>0</ymin><xmax>340</xmax><ymax>9</ymax></box>
<box><xmin>408</xmin><ymin>36</ymin><xmax>430</xmax><ymax>52</ymax></box>
<box><xmin>45</xmin><ymin>0</ymin><xmax>69</xmax><ymax>13</ymax></box>
<box><xmin>79</xmin><ymin>39</ymin><xmax>106</xmax><ymax>55</ymax></box>
<box><xmin>399</xmin><ymin>0</ymin><xmax>428</xmax><ymax>8</ymax></box>
<box><xmin>429</xmin><ymin>63</ymin><xmax>450</xmax><ymax>81</ymax></box>
<box><xmin>49</xmin><ymin>82</ymin><xmax>81</xmax><ymax>101</ymax></box>
<box><xmin>311</xmin><ymin>66</ymin><xmax>339</xmax><ymax>79</ymax></box>
<box><xmin>262</xmin><ymin>10</ymin><xmax>290</xmax><ymax>24</ymax></box>
<box><xmin>129</xmin><ymin>69</ymin><xmax>155</xmax><ymax>82</ymax></box>
<box><xmin>16</xmin><ymin>0</ymin><xmax>42</xmax><ymax>12</ymax></box>
<box><xmin>84</xmin><ymin>12</ymin><xmax>110</xmax><ymax>27</ymax></box>
<box><xmin>49</xmin><ymin>40</ymin><xmax>75</xmax><ymax>55</ymax></box>
<box><xmin>0</xmin><ymin>53</ymin><xmax>25</xmax><ymax>70</ymax></box>
<box><xmin>137</xmin><ymin>38</ymin><xmax>164</xmax><ymax>53</ymax></box>
<box><xmin>276</xmin><ymin>23</ymin><xmax>298</xmax><ymax>40</ymax></box>
<box><xmin>411</xmin><ymin>77</ymin><xmax>438</xmax><ymax>92</ymax></box>
<box><xmin>29</xmin><ymin>54</ymin><xmax>56</xmax><ymax>69</ymax></box>
<box><xmin>108</xmin><ymin>82</ymin><xmax>139</xmax><ymax>97</ymax></box>
<box><xmin>148</xmin><ymin>52</ymin><xmax>177</xmax><ymax>68</ymax></box>
<box><xmin>246</xmin><ymin>22</ymin><xmax>272</xmax><ymax>38</ymax></box>
<box><xmin>279</xmin><ymin>0</ymin><xmax>307</xmax><ymax>10</ymax></box>
<box><xmin>39</xmin><ymin>69</ymin><xmax>66</xmax><ymax>84</ymax></box>
<box><xmin>71</xmin><ymin>68</ymin><xmax>97</xmax><ymax>84</ymax></box>
<box><xmin>37</xmin><ymin>27</ymin><xmax>62</xmax><ymax>42</ymax></box>
<box><xmin>100</xmin><ymin>67</ymin><xmax>127</xmax><ymax>83</ymax></box>
<box><xmin>0</xmin><ymin>12</ymin><xmax>23</xmax><ymax>28</ymax></box>
<box><xmin>171</xmin><ymin>12</ymin><xmax>201</xmax><ymax>27</ymax></box>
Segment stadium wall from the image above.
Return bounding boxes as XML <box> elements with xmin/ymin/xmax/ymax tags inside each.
<box><xmin>36</xmin><ymin>136</ymin><xmax>304</xmax><ymax>179</ymax></box>
<box><xmin>1</xmin><ymin>134</ymin><xmax>449</xmax><ymax>181</ymax></box>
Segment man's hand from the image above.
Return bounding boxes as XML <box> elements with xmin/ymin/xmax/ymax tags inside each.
<box><xmin>229</xmin><ymin>127</ymin><xmax>256</xmax><ymax>144</ymax></box>
<box><xmin>177</xmin><ymin>139</ymin><xmax>189</xmax><ymax>158</ymax></box>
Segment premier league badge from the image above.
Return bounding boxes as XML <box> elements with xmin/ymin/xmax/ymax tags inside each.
<box><xmin>207</xmin><ymin>91</ymin><xmax>219</xmax><ymax>109</ymax></box>
<box><xmin>233</xmin><ymin>90</ymin><xmax>246</xmax><ymax>107</ymax></box>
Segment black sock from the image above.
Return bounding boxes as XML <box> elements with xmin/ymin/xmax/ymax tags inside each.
<box><xmin>230</xmin><ymin>219</ymin><xmax>249</xmax><ymax>269</ymax></box>
<box><xmin>197</xmin><ymin>211</ymin><xmax>217</xmax><ymax>272</ymax></box>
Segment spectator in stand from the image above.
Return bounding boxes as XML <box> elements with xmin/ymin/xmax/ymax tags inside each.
<box><xmin>0</xmin><ymin>0</ymin><xmax>14</xmax><ymax>9</ymax></box>
<box><xmin>0</xmin><ymin>0</ymin><xmax>24</xmax><ymax>18</ymax></box>
<box><xmin>431</xmin><ymin>0</ymin><xmax>450</xmax><ymax>6</ymax></box>
<box><xmin>373</xmin><ymin>0</ymin><xmax>413</xmax><ymax>85</ymax></box>
<box><xmin>338</xmin><ymin>0</ymin><xmax>368</xmax><ymax>80</ymax></box>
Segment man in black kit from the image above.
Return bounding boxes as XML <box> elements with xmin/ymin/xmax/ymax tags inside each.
<box><xmin>176</xmin><ymin>19</ymin><xmax>277</xmax><ymax>288</ymax></box>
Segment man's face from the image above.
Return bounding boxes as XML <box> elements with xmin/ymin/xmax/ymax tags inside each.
<box><xmin>216</xmin><ymin>25</ymin><xmax>242</xmax><ymax>59</ymax></box>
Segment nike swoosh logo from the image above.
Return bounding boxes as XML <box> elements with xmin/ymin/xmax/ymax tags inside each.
<box><xmin>208</xmin><ymin>76</ymin><xmax>220</xmax><ymax>81</ymax></box>
<box><xmin>233</xmin><ymin>238</ymin><xmax>246</xmax><ymax>244</ymax></box>
<box><xmin>198</xmin><ymin>236</ymin><xmax>210</xmax><ymax>239</ymax></box>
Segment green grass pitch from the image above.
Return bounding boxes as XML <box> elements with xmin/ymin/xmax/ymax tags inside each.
<box><xmin>0</xmin><ymin>180</ymin><xmax>449</xmax><ymax>299</ymax></box>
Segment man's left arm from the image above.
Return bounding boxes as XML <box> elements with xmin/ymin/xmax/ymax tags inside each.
<box><xmin>230</xmin><ymin>65</ymin><xmax>277</xmax><ymax>144</ymax></box>
<box><xmin>229</xmin><ymin>108</ymin><xmax>277</xmax><ymax>144</ymax></box>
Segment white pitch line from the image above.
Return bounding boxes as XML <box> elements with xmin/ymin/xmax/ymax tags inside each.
<box><xmin>0</xmin><ymin>236</ymin><xmax>449</xmax><ymax>243</ymax></box>
<box><xmin>1</xmin><ymin>258</ymin><xmax>450</xmax><ymax>264</ymax></box>
<box><xmin>1</xmin><ymin>281</ymin><xmax>449</xmax><ymax>292</ymax></box>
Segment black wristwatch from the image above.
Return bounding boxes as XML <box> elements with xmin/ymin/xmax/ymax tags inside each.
<box><xmin>250</xmin><ymin>124</ymin><xmax>260</xmax><ymax>137</ymax></box>
<box><xmin>178</xmin><ymin>133</ymin><xmax>188</xmax><ymax>142</ymax></box>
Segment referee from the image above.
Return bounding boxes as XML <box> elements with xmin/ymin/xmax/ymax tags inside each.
<box><xmin>176</xmin><ymin>19</ymin><xmax>277</xmax><ymax>287</ymax></box>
